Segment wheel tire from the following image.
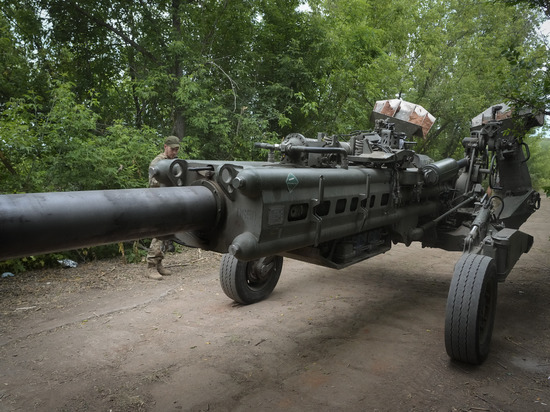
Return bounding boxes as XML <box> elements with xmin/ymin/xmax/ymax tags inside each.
<box><xmin>219</xmin><ymin>254</ymin><xmax>283</xmax><ymax>304</ymax></box>
<box><xmin>445</xmin><ymin>253</ymin><xmax>498</xmax><ymax>365</ymax></box>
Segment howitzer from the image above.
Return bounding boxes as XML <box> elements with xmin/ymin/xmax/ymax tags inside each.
<box><xmin>0</xmin><ymin>100</ymin><xmax>543</xmax><ymax>365</ymax></box>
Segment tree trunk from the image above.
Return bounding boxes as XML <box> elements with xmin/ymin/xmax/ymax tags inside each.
<box><xmin>170</xmin><ymin>0</ymin><xmax>186</xmax><ymax>140</ymax></box>
<box><xmin>171</xmin><ymin>108</ymin><xmax>186</xmax><ymax>139</ymax></box>
<box><xmin>0</xmin><ymin>150</ymin><xmax>16</xmax><ymax>175</ymax></box>
<box><xmin>128</xmin><ymin>50</ymin><xmax>143</xmax><ymax>129</ymax></box>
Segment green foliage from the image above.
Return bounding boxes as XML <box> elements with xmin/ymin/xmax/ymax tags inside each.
<box><xmin>0</xmin><ymin>241</ymin><xmax>149</xmax><ymax>273</ymax></box>
<box><xmin>0</xmin><ymin>253</ymin><xmax>67</xmax><ymax>274</ymax></box>
<box><xmin>525</xmin><ymin>128</ymin><xmax>550</xmax><ymax>196</ymax></box>
<box><xmin>1</xmin><ymin>0</ymin><xmax>549</xmax><ymax>267</ymax></box>
<box><xmin>2</xmin><ymin>0</ymin><xmax>547</xmax><ymax>163</ymax></box>
<box><xmin>0</xmin><ymin>13</ymin><xmax>30</xmax><ymax>103</ymax></box>
<box><xmin>118</xmin><ymin>241</ymin><xmax>148</xmax><ymax>264</ymax></box>
<box><xmin>397</xmin><ymin>0</ymin><xmax>546</xmax><ymax>159</ymax></box>
<box><xmin>0</xmin><ymin>82</ymin><xmax>159</xmax><ymax>193</ymax></box>
<box><xmin>497</xmin><ymin>0</ymin><xmax>550</xmax><ymax>16</ymax></box>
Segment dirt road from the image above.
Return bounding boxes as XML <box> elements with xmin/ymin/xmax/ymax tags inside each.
<box><xmin>1</xmin><ymin>198</ymin><xmax>549</xmax><ymax>411</ymax></box>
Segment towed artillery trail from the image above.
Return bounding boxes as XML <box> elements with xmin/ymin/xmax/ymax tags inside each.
<box><xmin>0</xmin><ymin>198</ymin><xmax>549</xmax><ymax>411</ymax></box>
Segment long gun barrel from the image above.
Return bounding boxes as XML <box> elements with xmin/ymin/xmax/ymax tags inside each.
<box><xmin>0</xmin><ymin>186</ymin><xmax>218</xmax><ymax>260</ymax></box>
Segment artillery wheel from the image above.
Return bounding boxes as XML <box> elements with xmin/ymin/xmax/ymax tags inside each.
<box><xmin>219</xmin><ymin>254</ymin><xmax>283</xmax><ymax>304</ymax></box>
<box><xmin>445</xmin><ymin>253</ymin><xmax>498</xmax><ymax>365</ymax></box>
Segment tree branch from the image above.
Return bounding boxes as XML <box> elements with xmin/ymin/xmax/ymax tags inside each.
<box><xmin>0</xmin><ymin>150</ymin><xmax>17</xmax><ymax>175</ymax></box>
<box><xmin>70</xmin><ymin>2</ymin><xmax>159</xmax><ymax>63</ymax></box>
<box><xmin>207</xmin><ymin>60</ymin><xmax>238</xmax><ymax>111</ymax></box>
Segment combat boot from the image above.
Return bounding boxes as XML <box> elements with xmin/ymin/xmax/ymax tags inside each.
<box><xmin>147</xmin><ymin>264</ymin><xmax>163</xmax><ymax>280</ymax></box>
<box><xmin>156</xmin><ymin>262</ymin><xmax>173</xmax><ymax>276</ymax></box>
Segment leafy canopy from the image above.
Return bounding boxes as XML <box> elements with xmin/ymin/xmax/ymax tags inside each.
<box><xmin>0</xmin><ymin>0</ymin><xmax>548</xmax><ymax>194</ymax></box>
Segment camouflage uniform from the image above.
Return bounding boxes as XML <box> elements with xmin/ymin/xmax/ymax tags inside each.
<box><xmin>146</xmin><ymin>152</ymin><xmax>169</xmax><ymax>269</ymax></box>
<box><xmin>146</xmin><ymin>136</ymin><xmax>180</xmax><ymax>279</ymax></box>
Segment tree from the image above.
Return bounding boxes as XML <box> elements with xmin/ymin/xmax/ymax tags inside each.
<box><xmin>392</xmin><ymin>0</ymin><xmax>547</xmax><ymax>158</ymax></box>
<box><xmin>0</xmin><ymin>82</ymin><xmax>158</xmax><ymax>193</ymax></box>
<box><xmin>1</xmin><ymin>0</ymin><xmax>548</xmax><ymax>269</ymax></box>
<box><xmin>525</xmin><ymin>128</ymin><xmax>550</xmax><ymax>195</ymax></box>
<box><xmin>498</xmin><ymin>0</ymin><xmax>550</xmax><ymax>16</ymax></box>
<box><xmin>1</xmin><ymin>0</ymin><xmax>548</xmax><ymax>183</ymax></box>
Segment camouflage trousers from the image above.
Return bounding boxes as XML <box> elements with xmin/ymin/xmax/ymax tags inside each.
<box><xmin>146</xmin><ymin>238</ymin><xmax>164</xmax><ymax>265</ymax></box>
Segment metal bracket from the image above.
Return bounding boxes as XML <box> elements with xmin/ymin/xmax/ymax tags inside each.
<box><xmin>311</xmin><ymin>175</ymin><xmax>325</xmax><ymax>246</ymax></box>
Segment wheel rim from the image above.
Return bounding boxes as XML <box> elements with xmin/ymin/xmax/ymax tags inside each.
<box><xmin>246</xmin><ymin>257</ymin><xmax>278</xmax><ymax>290</ymax></box>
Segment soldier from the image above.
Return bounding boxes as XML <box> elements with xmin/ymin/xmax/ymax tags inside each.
<box><xmin>146</xmin><ymin>135</ymin><xmax>180</xmax><ymax>280</ymax></box>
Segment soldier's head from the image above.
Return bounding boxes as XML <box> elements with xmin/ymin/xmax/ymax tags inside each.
<box><xmin>163</xmin><ymin>135</ymin><xmax>180</xmax><ymax>159</ymax></box>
